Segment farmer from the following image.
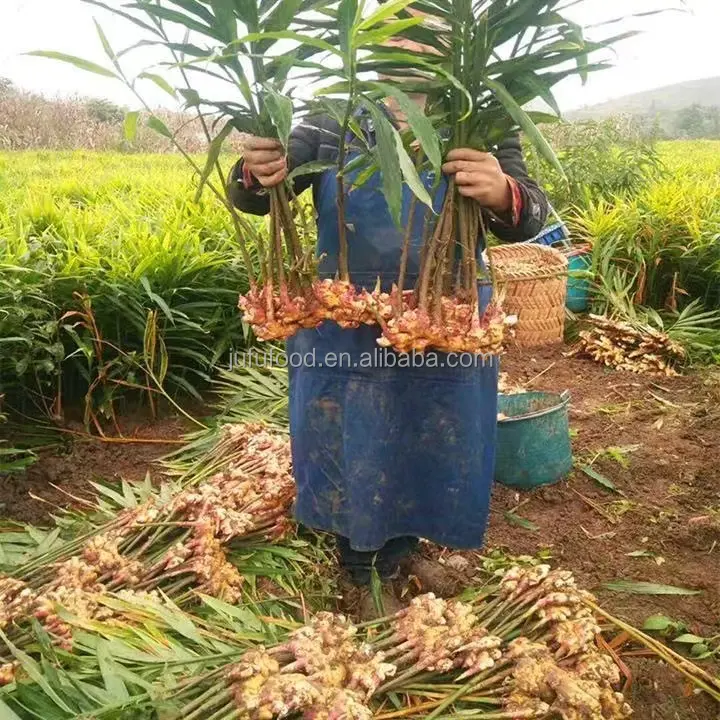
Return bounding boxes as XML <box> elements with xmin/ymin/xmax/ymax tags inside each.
<box><xmin>229</xmin><ymin>40</ymin><xmax>548</xmax><ymax>617</ymax></box>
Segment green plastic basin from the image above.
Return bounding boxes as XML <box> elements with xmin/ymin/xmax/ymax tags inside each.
<box><xmin>495</xmin><ymin>391</ymin><xmax>572</xmax><ymax>490</ymax></box>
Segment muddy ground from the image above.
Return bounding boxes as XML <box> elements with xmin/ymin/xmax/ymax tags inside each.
<box><xmin>1</xmin><ymin>346</ymin><xmax>719</xmax><ymax>719</ymax></box>
<box><xmin>0</xmin><ymin>416</ymin><xmax>187</xmax><ymax>524</ymax></box>
<box><xmin>488</xmin><ymin>347</ymin><xmax>720</xmax><ymax>720</ymax></box>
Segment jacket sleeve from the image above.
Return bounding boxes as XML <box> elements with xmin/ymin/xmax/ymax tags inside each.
<box><xmin>226</xmin><ymin>115</ymin><xmax>334</xmax><ymax>216</ymax></box>
<box><xmin>483</xmin><ymin>134</ymin><xmax>549</xmax><ymax>243</ymax></box>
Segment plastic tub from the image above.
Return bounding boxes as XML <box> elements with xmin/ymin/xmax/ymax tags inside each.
<box><xmin>566</xmin><ymin>246</ymin><xmax>592</xmax><ymax>313</ymax></box>
<box><xmin>495</xmin><ymin>391</ymin><xmax>572</xmax><ymax>490</ymax></box>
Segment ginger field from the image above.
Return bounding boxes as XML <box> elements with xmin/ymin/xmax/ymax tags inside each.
<box><xmin>2</xmin><ymin>140</ymin><xmax>720</xmax><ymax>415</ymax></box>
<box><xmin>0</xmin><ymin>141</ymin><xmax>720</xmax><ymax>719</ymax></box>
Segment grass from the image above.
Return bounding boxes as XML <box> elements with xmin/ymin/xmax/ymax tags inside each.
<box><xmin>573</xmin><ymin>141</ymin><xmax>720</xmax><ymax>315</ymax></box>
<box><xmin>0</xmin><ymin>151</ymin><xmax>258</xmax><ymax>423</ymax></box>
<box><xmin>1</xmin><ymin>138</ymin><xmax>719</xmax><ymax>430</ymax></box>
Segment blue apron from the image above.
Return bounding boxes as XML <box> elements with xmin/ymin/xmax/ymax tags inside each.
<box><xmin>287</xmin><ymin>159</ymin><xmax>499</xmax><ymax>552</ymax></box>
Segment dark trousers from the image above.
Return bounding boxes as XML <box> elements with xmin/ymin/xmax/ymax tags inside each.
<box><xmin>336</xmin><ymin>535</ymin><xmax>419</xmax><ymax>585</ymax></box>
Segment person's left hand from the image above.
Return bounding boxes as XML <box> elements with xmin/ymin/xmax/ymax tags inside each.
<box><xmin>442</xmin><ymin>148</ymin><xmax>513</xmax><ymax>214</ymax></box>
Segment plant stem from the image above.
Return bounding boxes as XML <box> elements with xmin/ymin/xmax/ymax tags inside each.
<box><xmin>275</xmin><ymin>186</ymin><xmax>306</xmax><ymax>290</ymax></box>
<box><xmin>478</xmin><ymin>210</ymin><xmax>496</xmax><ymax>304</ymax></box>
<box><xmin>586</xmin><ymin>599</ymin><xmax>720</xmax><ymax>701</ymax></box>
<box><xmin>335</xmin><ymin>77</ymin><xmax>357</xmax><ymax>282</ymax></box>
<box><xmin>419</xmin><ymin>191</ymin><xmax>453</xmax><ymax>311</ymax></box>
<box><xmin>183</xmin><ymin>688</ymin><xmax>234</xmax><ymax>720</ymax></box>
<box><xmin>432</xmin><ymin>209</ymin><xmax>454</xmax><ymax>321</ymax></box>
<box><xmin>205</xmin><ymin>700</ymin><xmax>239</xmax><ymax>720</ymax></box>
<box><xmin>271</xmin><ymin>195</ymin><xmax>287</xmax><ymax>294</ymax></box>
<box><xmin>432</xmin><ymin>182</ymin><xmax>456</xmax><ymax>319</ymax></box>
<box><xmin>397</xmin><ymin>194</ymin><xmax>419</xmax><ymax>315</ymax></box>
<box><xmin>424</xmin><ymin>664</ymin><xmax>513</xmax><ymax>720</ymax></box>
<box><xmin>180</xmin><ymin>685</ymin><xmax>226</xmax><ymax>718</ymax></box>
<box><xmin>396</xmin><ymin>150</ymin><xmax>425</xmax><ymax>314</ymax></box>
<box><xmin>454</xmin><ymin>197</ymin><xmax>479</xmax><ymax>309</ymax></box>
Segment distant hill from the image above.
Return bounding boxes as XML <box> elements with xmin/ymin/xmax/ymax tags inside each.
<box><xmin>567</xmin><ymin>76</ymin><xmax>720</xmax><ymax>121</ymax></box>
<box><xmin>565</xmin><ymin>77</ymin><xmax>720</xmax><ymax>138</ymax></box>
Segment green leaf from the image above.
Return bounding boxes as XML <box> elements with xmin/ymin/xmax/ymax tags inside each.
<box><xmin>370</xmin><ymin>565</ymin><xmax>384</xmax><ymax>616</ymax></box>
<box><xmin>125</xmin><ymin>2</ymin><xmax>217</xmax><ymax>39</ymax></box>
<box><xmin>642</xmin><ymin>614</ymin><xmax>674</xmax><ymax>631</ymax></box>
<box><xmin>265</xmin><ymin>0</ymin><xmax>304</xmax><ymax>32</ymax></box>
<box><xmin>34</xmin><ymin>527</ymin><xmax>61</xmax><ymax>556</ymax></box>
<box><xmin>124</xmin><ymin>110</ymin><xmax>139</xmax><ymax>143</ymax></box>
<box><xmin>264</xmin><ymin>87</ymin><xmax>294</xmax><ymax>148</ymax></box>
<box><xmin>363</xmin><ymin>103</ymin><xmax>402</xmax><ymax>227</ymax></box>
<box><xmin>287</xmin><ymin>160</ymin><xmax>336</xmax><ymax>182</ymax></box>
<box><xmin>355</xmin><ymin>17</ymin><xmax>424</xmax><ymax>48</ymax></box>
<box><xmin>208</xmin><ymin>0</ymin><xmax>238</xmax><ymax>42</ymax></box>
<box><xmin>374</xmin><ymin>90</ymin><xmax>438</xmax><ymax>164</ymax></box>
<box><xmin>146</xmin><ymin>115</ymin><xmax>173</xmax><ymax>139</ymax></box>
<box><xmin>338</xmin><ymin>0</ymin><xmax>358</xmax><ymax>58</ymax></box>
<box><xmin>359</xmin><ymin>0</ymin><xmax>415</xmax><ymax>29</ymax></box>
<box><xmin>394</xmin><ymin>130</ymin><xmax>433</xmax><ymax>210</ymax></box>
<box><xmin>97</xmin><ymin>640</ymin><xmax>130</xmax><ymax>702</ymax></box>
<box><xmin>121</xmin><ymin>479</ymin><xmax>137</xmax><ymax>508</ymax></box>
<box><xmin>93</xmin><ymin>18</ymin><xmax>119</xmax><ymax>69</ymax></box>
<box><xmin>577</xmin><ymin>463</ymin><xmax>618</xmax><ymax>493</ymax></box>
<box><xmin>165</xmin><ymin>0</ymin><xmax>216</xmax><ymax>24</ymax></box>
<box><xmin>690</xmin><ymin>643</ymin><xmax>712</xmax><ymax>659</ymax></box>
<box><xmin>233</xmin><ymin>0</ymin><xmax>260</xmax><ymax>29</ymax></box>
<box><xmin>89</xmin><ymin>481</ymin><xmax>126</xmax><ymax>506</ymax></box>
<box><xmin>674</xmin><ymin>634</ymin><xmax>707</xmax><ymax>644</ymax></box>
<box><xmin>199</xmin><ymin>595</ymin><xmax>263</xmax><ymax>632</ymax></box>
<box><xmin>367</xmin><ymin>50</ymin><xmax>473</xmax><ymax>120</ymax></box>
<box><xmin>140</xmin><ymin>277</ymin><xmax>174</xmax><ymax>323</ymax></box>
<box><xmin>482</xmin><ymin>74</ymin><xmax>566</xmax><ymax>180</ymax></box>
<box><xmin>0</xmin><ymin>699</ymin><xmax>23</xmax><ymax>720</ymax></box>
<box><xmin>504</xmin><ymin>511</ymin><xmax>539</xmax><ymax>532</ymax></box>
<box><xmin>179</xmin><ymin>88</ymin><xmax>201</xmax><ymax>107</ymax></box>
<box><xmin>0</xmin><ymin>630</ymin><xmax>73</xmax><ymax>713</ymax></box>
<box><xmin>194</xmin><ymin>121</ymin><xmax>233</xmax><ymax>203</ymax></box>
<box><xmin>26</xmin><ymin>50</ymin><xmax>117</xmax><ymax>78</ymax></box>
<box><xmin>138</xmin><ymin>72</ymin><xmax>177</xmax><ymax>99</ymax></box>
<box><xmin>234</xmin><ymin>30</ymin><xmax>341</xmax><ymax>56</ymax></box>
<box><xmin>603</xmin><ymin>580</ymin><xmax>701</xmax><ymax>596</ymax></box>
<box><xmin>153</xmin><ymin>603</ymin><xmax>204</xmax><ymax>644</ymax></box>
<box><xmin>82</xmin><ymin>0</ymin><xmax>163</xmax><ymax>36</ymax></box>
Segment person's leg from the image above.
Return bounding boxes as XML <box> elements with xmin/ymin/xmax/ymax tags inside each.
<box><xmin>336</xmin><ymin>535</ymin><xmax>375</xmax><ymax>586</ymax></box>
<box><xmin>337</xmin><ymin>535</ymin><xmax>418</xmax><ymax>586</ymax></box>
<box><xmin>375</xmin><ymin>536</ymin><xmax>419</xmax><ymax>578</ymax></box>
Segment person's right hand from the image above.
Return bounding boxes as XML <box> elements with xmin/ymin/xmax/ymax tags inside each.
<box><xmin>242</xmin><ymin>136</ymin><xmax>288</xmax><ymax>187</ymax></box>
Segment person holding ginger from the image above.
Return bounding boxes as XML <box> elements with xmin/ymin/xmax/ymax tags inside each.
<box><xmin>228</xmin><ymin>39</ymin><xmax>548</xmax><ymax>617</ymax></box>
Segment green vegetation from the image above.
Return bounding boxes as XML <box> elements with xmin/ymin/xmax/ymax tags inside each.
<box><xmin>2</xmin><ymin>136</ymin><xmax>720</xmax><ymax>425</ymax></box>
<box><xmin>527</xmin><ymin>121</ymin><xmax>720</xmax><ymax>363</ymax></box>
<box><xmin>0</xmin><ymin>151</ymin><xmax>253</xmax><ymax>421</ymax></box>
<box><xmin>572</xmin><ymin>141</ymin><xmax>720</xmax><ymax>362</ymax></box>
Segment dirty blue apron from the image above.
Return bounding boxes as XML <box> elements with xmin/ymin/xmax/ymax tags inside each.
<box><xmin>286</xmin><ymin>157</ymin><xmax>499</xmax><ymax>552</ymax></box>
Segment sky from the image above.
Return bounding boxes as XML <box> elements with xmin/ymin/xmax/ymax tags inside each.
<box><xmin>1</xmin><ymin>0</ymin><xmax>718</xmax><ymax>112</ymax></box>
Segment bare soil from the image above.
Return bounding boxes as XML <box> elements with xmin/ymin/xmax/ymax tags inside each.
<box><xmin>486</xmin><ymin>346</ymin><xmax>720</xmax><ymax>720</ymax></box>
<box><xmin>0</xmin><ymin>415</ymin><xmax>189</xmax><ymax>524</ymax></box>
<box><xmin>2</xmin><ymin>346</ymin><xmax>719</xmax><ymax>718</ymax></box>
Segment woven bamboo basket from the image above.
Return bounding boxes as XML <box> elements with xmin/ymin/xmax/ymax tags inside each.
<box><xmin>487</xmin><ymin>243</ymin><xmax>568</xmax><ymax>347</ymax></box>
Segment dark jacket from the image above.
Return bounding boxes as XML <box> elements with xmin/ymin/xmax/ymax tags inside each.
<box><xmin>228</xmin><ymin>113</ymin><xmax>549</xmax><ymax>243</ymax></box>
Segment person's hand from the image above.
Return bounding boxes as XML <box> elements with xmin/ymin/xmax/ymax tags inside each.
<box><xmin>242</xmin><ymin>136</ymin><xmax>287</xmax><ymax>187</ymax></box>
<box><xmin>442</xmin><ymin>148</ymin><xmax>513</xmax><ymax>214</ymax></box>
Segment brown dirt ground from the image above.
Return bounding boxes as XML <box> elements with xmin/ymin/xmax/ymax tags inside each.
<box><xmin>0</xmin><ymin>415</ymin><xmax>189</xmax><ymax>524</ymax></box>
<box><xmin>2</xmin><ymin>346</ymin><xmax>719</xmax><ymax>718</ymax></box>
<box><xmin>485</xmin><ymin>346</ymin><xmax>720</xmax><ymax>720</ymax></box>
